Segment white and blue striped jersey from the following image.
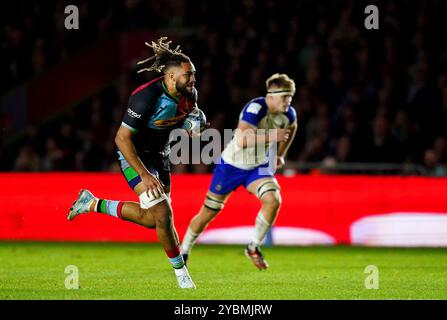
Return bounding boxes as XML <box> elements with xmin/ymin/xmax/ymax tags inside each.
<box><xmin>221</xmin><ymin>97</ymin><xmax>297</xmax><ymax>169</ymax></box>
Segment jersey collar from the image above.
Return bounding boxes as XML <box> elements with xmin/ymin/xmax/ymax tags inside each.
<box><xmin>161</xmin><ymin>80</ymin><xmax>180</xmax><ymax>102</ymax></box>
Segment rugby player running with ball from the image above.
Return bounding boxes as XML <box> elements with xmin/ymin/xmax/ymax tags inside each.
<box><xmin>68</xmin><ymin>37</ymin><xmax>200</xmax><ymax>289</ymax></box>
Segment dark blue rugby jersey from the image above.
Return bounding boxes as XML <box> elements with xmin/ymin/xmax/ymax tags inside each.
<box><xmin>239</xmin><ymin>97</ymin><xmax>297</xmax><ymax>127</ymax></box>
<box><xmin>121</xmin><ymin>76</ymin><xmax>197</xmax><ymax>157</ymax></box>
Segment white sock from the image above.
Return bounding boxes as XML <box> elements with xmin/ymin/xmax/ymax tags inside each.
<box><xmin>180</xmin><ymin>227</ymin><xmax>200</xmax><ymax>255</ymax></box>
<box><xmin>250</xmin><ymin>211</ymin><xmax>271</xmax><ymax>248</ymax></box>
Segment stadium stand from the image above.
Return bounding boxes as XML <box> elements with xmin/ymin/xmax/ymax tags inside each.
<box><xmin>1</xmin><ymin>0</ymin><xmax>447</xmax><ymax>175</ymax></box>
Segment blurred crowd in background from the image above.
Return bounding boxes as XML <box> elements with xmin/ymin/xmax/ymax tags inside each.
<box><xmin>2</xmin><ymin>0</ymin><xmax>447</xmax><ymax>175</ymax></box>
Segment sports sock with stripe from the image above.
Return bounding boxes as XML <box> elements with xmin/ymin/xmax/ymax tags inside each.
<box><xmin>166</xmin><ymin>246</ymin><xmax>185</xmax><ymax>269</ymax></box>
<box><xmin>95</xmin><ymin>199</ymin><xmax>124</xmax><ymax>219</ymax></box>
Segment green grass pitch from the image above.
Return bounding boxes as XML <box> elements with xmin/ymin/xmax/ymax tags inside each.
<box><xmin>1</xmin><ymin>242</ymin><xmax>446</xmax><ymax>300</ymax></box>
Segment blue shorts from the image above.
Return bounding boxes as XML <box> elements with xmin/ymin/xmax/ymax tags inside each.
<box><xmin>209</xmin><ymin>159</ymin><xmax>275</xmax><ymax>195</ymax></box>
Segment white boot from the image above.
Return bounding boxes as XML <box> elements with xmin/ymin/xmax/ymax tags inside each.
<box><xmin>174</xmin><ymin>266</ymin><xmax>196</xmax><ymax>289</ymax></box>
<box><xmin>67</xmin><ymin>189</ymin><xmax>96</xmax><ymax>220</ymax></box>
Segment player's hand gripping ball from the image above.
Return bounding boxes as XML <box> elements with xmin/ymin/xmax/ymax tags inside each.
<box><xmin>182</xmin><ymin>108</ymin><xmax>207</xmax><ymax>136</ymax></box>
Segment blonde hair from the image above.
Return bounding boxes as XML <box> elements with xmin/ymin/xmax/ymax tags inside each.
<box><xmin>266</xmin><ymin>73</ymin><xmax>296</xmax><ymax>96</ymax></box>
<box><xmin>136</xmin><ymin>36</ymin><xmax>191</xmax><ymax>73</ymax></box>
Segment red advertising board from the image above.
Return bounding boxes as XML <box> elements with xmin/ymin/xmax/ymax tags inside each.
<box><xmin>1</xmin><ymin>173</ymin><xmax>447</xmax><ymax>246</ymax></box>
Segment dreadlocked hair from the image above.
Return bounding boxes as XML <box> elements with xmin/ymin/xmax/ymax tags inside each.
<box><xmin>136</xmin><ymin>37</ymin><xmax>191</xmax><ymax>74</ymax></box>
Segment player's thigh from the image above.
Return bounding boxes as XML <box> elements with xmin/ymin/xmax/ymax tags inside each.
<box><xmin>132</xmin><ymin>182</ymin><xmax>170</xmax><ymax>196</ymax></box>
<box><xmin>118</xmin><ymin>152</ymin><xmax>169</xmax><ymax>192</ymax></box>
<box><xmin>246</xmin><ymin>177</ymin><xmax>275</xmax><ymax>195</ymax></box>
<box><xmin>207</xmin><ymin>190</ymin><xmax>230</xmax><ymax>201</ymax></box>
<box><xmin>132</xmin><ymin>158</ymin><xmax>170</xmax><ymax>215</ymax></box>
<box><xmin>119</xmin><ymin>168</ymin><xmax>169</xmax><ymax>221</ymax></box>
<box><xmin>118</xmin><ymin>155</ymin><xmax>169</xmax><ymax>197</ymax></box>
<box><xmin>133</xmin><ymin>182</ymin><xmax>146</xmax><ymax>196</ymax></box>
<box><xmin>204</xmin><ymin>190</ymin><xmax>231</xmax><ymax>207</ymax></box>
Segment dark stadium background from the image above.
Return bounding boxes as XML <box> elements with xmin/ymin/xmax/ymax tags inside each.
<box><xmin>1</xmin><ymin>0</ymin><xmax>447</xmax><ymax>176</ymax></box>
<box><xmin>1</xmin><ymin>0</ymin><xmax>447</xmax><ymax>302</ymax></box>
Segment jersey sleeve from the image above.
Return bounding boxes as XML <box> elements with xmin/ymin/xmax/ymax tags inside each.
<box><xmin>286</xmin><ymin>106</ymin><xmax>297</xmax><ymax>124</ymax></box>
<box><xmin>239</xmin><ymin>101</ymin><xmax>266</xmax><ymax>127</ymax></box>
<box><xmin>121</xmin><ymin>92</ymin><xmax>153</xmax><ymax>133</ymax></box>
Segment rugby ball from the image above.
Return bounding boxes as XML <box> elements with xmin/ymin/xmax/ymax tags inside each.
<box><xmin>182</xmin><ymin>108</ymin><xmax>207</xmax><ymax>133</ymax></box>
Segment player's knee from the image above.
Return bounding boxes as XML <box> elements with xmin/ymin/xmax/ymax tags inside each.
<box><xmin>139</xmin><ymin>203</ymin><xmax>172</xmax><ymax>229</ymax></box>
<box><xmin>256</xmin><ymin>180</ymin><xmax>281</xmax><ymax>207</ymax></box>
<box><xmin>261</xmin><ymin>191</ymin><xmax>282</xmax><ymax>210</ymax></box>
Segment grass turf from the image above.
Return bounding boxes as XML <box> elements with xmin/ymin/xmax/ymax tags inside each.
<box><xmin>0</xmin><ymin>242</ymin><xmax>446</xmax><ymax>300</ymax></box>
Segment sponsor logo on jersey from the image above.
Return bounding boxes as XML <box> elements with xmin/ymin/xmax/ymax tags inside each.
<box><xmin>127</xmin><ymin>108</ymin><xmax>141</xmax><ymax>118</ymax></box>
<box><xmin>246</xmin><ymin>103</ymin><xmax>262</xmax><ymax>114</ymax></box>
<box><xmin>154</xmin><ymin>113</ymin><xmax>189</xmax><ymax>127</ymax></box>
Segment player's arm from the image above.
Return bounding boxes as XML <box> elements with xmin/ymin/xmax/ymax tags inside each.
<box><xmin>276</xmin><ymin>121</ymin><xmax>298</xmax><ymax>168</ymax></box>
<box><xmin>236</xmin><ymin>120</ymin><xmax>291</xmax><ymax>147</ymax></box>
<box><xmin>115</xmin><ymin>126</ymin><xmax>164</xmax><ymax>197</ymax></box>
<box><xmin>114</xmin><ymin>126</ymin><xmax>149</xmax><ymax>179</ymax></box>
<box><xmin>116</xmin><ymin>93</ymin><xmax>164</xmax><ymax>197</ymax></box>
